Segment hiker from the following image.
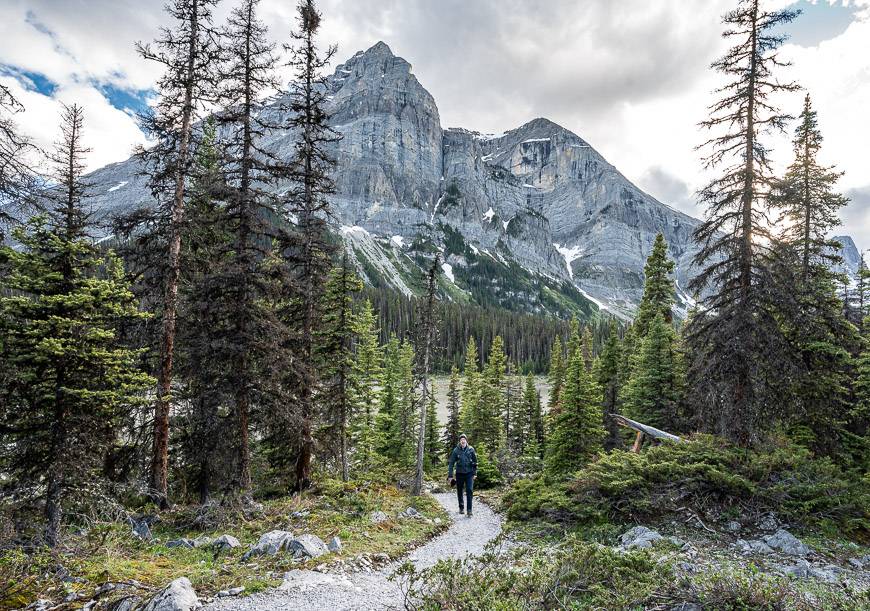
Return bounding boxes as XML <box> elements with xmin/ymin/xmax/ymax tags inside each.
<box><xmin>447</xmin><ymin>433</ymin><xmax>477</xmax><ymax>517</ymax></box>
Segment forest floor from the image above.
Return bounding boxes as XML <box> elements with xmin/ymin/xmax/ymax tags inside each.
<box><xmin>205</xmin><ymin>492</ymin><xmax>503</xmax><ymax>610</ymax></box>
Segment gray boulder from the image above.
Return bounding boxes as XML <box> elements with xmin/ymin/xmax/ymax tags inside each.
<box><xmin>736</xmin><ymin>538</ymin><xmax>774</xmax><ymax>555</ymax></box>
<box><xmin>242</xmin><ymin>530</ymin><xmax>294</xmax><ymax>560</ymax></box>
<box><xmin>328</xmin><ymin>536</ymin><xmax>342</xmax><ymax>553</ymax></box>
<box><xmin>618</xmin><ymin>526</ymin><xmax>663</xmax><ymax>550</ymax></box>
<box><xmin>212</xmin><ymin>534</ymin><xmax>241</xmax><ymax>550</ymax></box>
<box><xmin>131</xmin><ymin>518</ymin><xmax>153</xmax><ymax>541</ymax></box>
<box><xmin>764</xmin><ymin>529</ymin><xmax>811</xmax><ymax>557</ymax></box>
<box><xmin>141</xmin><ymin>577</ymin><xmax>201</xmax><ymax>611</ymax></box>
<box><xmin>166</xmin><ymin>538</ymin><xmax>194</xmax><ymax>549</ymax></box>
<box><xmin>369</xmin><ymin>511</ymin><xmax>388</xmax><ymax>524</ymax></box>
<box><xmin>725</xmin><ymin>520</ymin><xmax>741</xmax><ymax>533</ymax></box>
<box><xmin>290</xmin><ymin>534</ymin><xmax>328</xmax><ymax>558</ymax></box>
<box><xmin>400</xmin><ymin>507</ymin><xmax>421</xmax><ymax>519</ymax></box>
<box><xmin>191</xmin><ymin>536</ymin><xmax>212</xmax><ymax>548</ymax></box>
<box><xmin>216</xmin><ymin>586</ymin><xmax>245</xmax><ymax>597</ymax></box>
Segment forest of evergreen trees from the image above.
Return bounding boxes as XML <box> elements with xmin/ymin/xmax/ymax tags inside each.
<box><xmin>0</xmin><ymin>0</ymin><xmax>868</xmax><ymax>557</ymax></box>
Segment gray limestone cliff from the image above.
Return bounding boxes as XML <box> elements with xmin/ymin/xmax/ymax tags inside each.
<box><xmin>79</xmin><ymin>41</ymin><xmax>711</xmax><ymax>320</ymax></box>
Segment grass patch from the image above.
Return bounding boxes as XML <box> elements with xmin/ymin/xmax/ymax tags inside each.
<box><xmin>0</xmin><ymin>478</ymin><xmax>447</xmax><ymax>608</ymax></box>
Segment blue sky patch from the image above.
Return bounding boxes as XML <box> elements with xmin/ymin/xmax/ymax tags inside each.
<box><xmin>93</xmin><ymin>81</ymin><xmax>153</xmax><ymax>117</ymax></box>
<box><xmin>1</xmin><ymin>65</ymin><xmax>58</xmax><ymax>96</ymax></box>
<box><xmin>786</xmin><ymin>1</ymin><xmax>859</xmax><ymax>47</ymax></box>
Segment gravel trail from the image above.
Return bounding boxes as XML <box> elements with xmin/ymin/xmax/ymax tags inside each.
<box><xmin>206</xmin><ymin>492</ymin><xmax>502</xmax><ymax>611</ymax></box>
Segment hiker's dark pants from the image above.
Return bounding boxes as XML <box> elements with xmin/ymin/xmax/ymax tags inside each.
<box><xmin>456</xmin><ymin>472</ymin><xmax>474</xmax><ymax>513</ymax></box>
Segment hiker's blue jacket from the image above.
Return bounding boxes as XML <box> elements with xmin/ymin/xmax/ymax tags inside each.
<box><xmin>448</xmin><ymin>444</ymin><xmax>478</xmax><ymax>477</ymax></box>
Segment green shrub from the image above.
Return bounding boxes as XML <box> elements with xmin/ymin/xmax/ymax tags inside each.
<box><xmin>507</xmin><ymin>434</ymin><xmax>870</xmax><ymax>539</ymax></box>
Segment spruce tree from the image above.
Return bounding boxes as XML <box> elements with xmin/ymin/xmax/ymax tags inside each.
<box><xmin>376</xmin><ymin>334</ymin><xmax>401</xmax><ymax>456</ymax></box>
<box><xmin>390</xmin><ymin>340</ymin><xmax>417</xmax><ymax>467</ymax></box>
<box><xmin>545</xmin><ymin>349</ymin><xmax>604</xmax><ymax>477</ymax></box>
<box><xmin>424</xmin><ymin>389</ymin><xmax>441</xmax><ymax>470</ymax></box>
<box><xmin>0</xmin><ymin>105</ymin><xmax>152</xmax><ymax>546</ymax></box>
<box><xmin>282</xmin><ymin>0</ymin><xmax>341</xmax><ymax>491</ymax></box>
<box><xmin>442</xmin><ymin>366</ymin><xmax>461</xmax><ymax>455</ymax></box>
<box><xmin>624</xmin><ymin>313</ymin><xmax>685</xmax><ymax>432</ymax></box>
<box><xmin>686</xmin><ymin>0</ymin><xmax>801</xmax><ymax>445</ymax></box>
<box><xmin>460</xmin><ymin>336</ymin><xmax>481</xmax><ymax>437</ymax></box>
<box><xmin>413</xmin><ymin>257</ymin><xmax>440</xmax><ymax>494</ymax></box>
<box><xmin>216</xmin><ymin>0</ymin><xmax>290</xmax><ymax>496</ymax></box>
<box><xmin>136</xmin><ymin>0</ymin><xmax>219</xmax><ymax>506</ymax></box>
<box><xmin>321</xmin><ymin>257</ymin><xmax>363</xmax><ymax>480</ymax></box>
<box><xmin>597</xmin><ymin>321</ymin><xmax>623</xmax><ymax>449</ymax></box>
<box><xmin>546</xmin><ymin>335</ymin><xmax>565</xmax><ymax>417</ymax></box>
<box><xmin>633</xmin><ymin>233</ymin><xmax>676</xmax><ymax>337</ymax></box>
<box><xmin>349</xmin><ymin>300</ymin><xmax>383</xmax><ymax>474</ymax></box>
<box><xmin>476</xmin><ymin>335</ymin><xmax>507</xmax><ymax>452</ymax></box>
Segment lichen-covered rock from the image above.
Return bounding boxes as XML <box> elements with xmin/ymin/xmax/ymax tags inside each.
<box><xmin>764</xmin><ymin>529</ymin><xmax>812</xmax><ymax>557</ymax></box>
<box><xmin>618</xmin><ymin>526</ymin><xmax>662</xmax><ymax>550</ymax></box>
<box><xmin>141</xmin><ymin>577</ymin><xmax>201</xmax><ymax>611</ymax></box>
<box><xmin>369</xmin><ymin>511</ymin><xmax>388</xmax><ymax>524</ymax></box>
<box><xmin>290</xmin><ymin>534</ymin><xmax>328</xmax><ymax>558</ymax></box>
<box><xmin>328</xmin><ymin>536</ymin><xmax>342</xmax><ymax>553</ymax></box>
<box><xmin>242</xmin><ymin>530</ymin><xmax>294</xmax><ymax>560</ymax></box>
<box><xmin>212</xmin><ymin>534</ymin><xmax>241</xmax><ymax>550</ymax></box>
<box><xmin>736</xmin><ymin>538</ymin><xmax>774</xmax><ymax>555</ymax></box>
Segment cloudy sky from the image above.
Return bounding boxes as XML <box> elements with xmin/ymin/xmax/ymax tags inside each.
<box><xmin>2</xmin><ymin>0</ymin><xmax>869</xmax><ymax>246</ymax></box>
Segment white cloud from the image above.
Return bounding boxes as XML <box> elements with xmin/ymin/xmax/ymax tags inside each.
<box><xmin>1</xmin><ymin>0</ymin><xmax>868</xmax><ymax>248</ymax></box>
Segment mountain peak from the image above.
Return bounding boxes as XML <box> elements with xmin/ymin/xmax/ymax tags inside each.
<box><xmin>363</xmin><ymin>41</ymin><xmax>395</xmax><ymax>58</ymax></box>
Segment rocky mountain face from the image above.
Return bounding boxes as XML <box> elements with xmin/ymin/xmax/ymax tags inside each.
<box><xmin>83</xmin><ymin>41</ymin><xmax>712</xmax><ymax>320</ymax></box>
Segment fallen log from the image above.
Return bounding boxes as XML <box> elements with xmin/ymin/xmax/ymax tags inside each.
<box><xmin>608</xmin><ymin>414</ymin><xmax>681</xmax><ymax>452</ymax></box>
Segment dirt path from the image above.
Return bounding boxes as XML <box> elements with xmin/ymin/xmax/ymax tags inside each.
<box><xmin>205</xmin><ymin>492</ymin><xmax>502</xmax><ymax>611</ymax></box>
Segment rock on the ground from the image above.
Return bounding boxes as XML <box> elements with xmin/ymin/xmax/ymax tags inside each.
<box><xmin>141</xmin><ymin>577</ymin><xmax>201</xmax><ymax>611</ymax></box>
<box><xmin>242</xmin><ymin>530</ymin><xmax>294</xmax><ymax>560</ymax></box>
<box><xmin>781</xmin><ymin>559</ymin><xmax>842</xmax><ymax>583</ymax></box>
<box><xmin>191</xmin><ymin>536</ymin><xmax>212</xmax><ymax>548</ymax></box>
<box><xmin>167</xmin><ymin>538</ymin><xmax>194</xmax><ymax>549</ymax></box>
<box><xmin>291</xmin><ymin>534</ymin><xmax>329</xmax><ymax>558</ymax></box>
<box><xmin>131</xmin><ymin>518</ymin><xmax>153</xmax><ymax>541</ymax></box>
<box><xmin>369</xmin><ymin>510</ymin><xmax>388</xmax><ymax>524</ymax></box>
<box><xmin>400</xmin><ymin>507</ymin><xmax>421</xmax><ymax>519</ymax></box>
<box><xmin>736</xmin><ymin>538</ymin><xmax>774</xmax><ymax>555</ymax></box>
<box><xmin>756</xmin><ymin>514</ymin><xmax>780</xmax><ymax>532</ymax></box>
<box><xmin>328</xmin><ymin>536</ymin><xmax>342</xmax><ymax>553</ymax></box>
<box><xmin>212</xmin><ymin>535</ymin><xmax>241</xmax><ymax>550</ymax></box>
<box><xmin>619</xmin><ymin>526</ymin><xmax>662</xmax><ymax>550</ymax></box>
<box><xmin>106</xmin><ymin>596</ymin><xmax>140</xmax><ymax>611</ymax></box>
<box><xmin>216</xmin><ymin>587</ymin><xmax>245</xmax><ymax>597</ymax></box>
<box><xmin>764</xmin><ymin>529</ymin><xmax>812</xmax><ymax>556</ymax></box>
<box><xmin>725</xmin><ymin>520</ymin><xmax>741</xmax><ymax>533</ymax></box>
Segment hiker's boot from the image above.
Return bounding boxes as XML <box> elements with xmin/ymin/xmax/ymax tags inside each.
<box><xmin>458</xmin><ymin>508</ymin><xmax>465</xmax><ymax>515</ymax></box>
<box><xmin>467</xmin><ymin>511</ymin><xmax>473</xmax><ymax>517</ymax></box>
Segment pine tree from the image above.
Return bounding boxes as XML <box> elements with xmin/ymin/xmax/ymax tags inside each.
<box><xmin>0</xmin><ymin>105</ymin><xmax>152</xmax><ymax>546</ymax></box>
<box><xmin>460</xmin><ymin>336</ymin><xmax>481</xmax><ymax>437</ymax></box>
<box><xmin>546</xmin><ymin>335</ymin><xmax>565</xmax><ymax>417</ymax></box>
<box><xmin>545</xmin><ymin>348</ymin><xmax>604</xmax><ymax>477</ymax></box>
<box><xmin>516</xmin><ymin>372</ymin><xmax>539</xmax><ymax>454</ymax></box>
<box><xmin>321</xmin><ymin>257</ymin><xmax>363</xmax><ymax>480</ymax></box>
<box><xmin>624</xmin><ymin>313</ymin><xmax>685</xmax><ymax>431</ymax></box>
<box><xmin>597</xmin><ymin>321</ymin><xmax>623</xmax><ymax>449</ymax></box>
<box><xmin>581</xmin><ymin>326</ymin><xmax>594</xmax><ymax>371</ymax></box>
<box><xmin>216</xmin><ymin>0</ymin><xmax>290</xmax><ymax>496</ymax></box>
<box><xmin>136</xmin><ymin>0</ymin><xmax>219</xmax><ymax>507</ymax></box>
<box><xmin>413</xmin><ymin>257</ymin><xmax>439</xmax><ymax>494</ymax></box>
<box><xmin>390</xmin><ymin>340</ymin><xmax>418</xmax><ymax>467</ymax></box>
<box><xmin>686</xmin><ymin>0</ymin><xmax>801</xmax><ymax>445</ymax></box>
<box><xmin>476</xmin><ymin>335</ymin><xmax>507</xmax><ymax>452</ymax></box>
<box><xmin>771</xmin><ymin>94</ymin><xmax>856</xmax><ymax>452</ymax></box>
<box><xmin>349</xmin><ymin>300</ymin><xmax>383</xmax><ymax>474</ymax></box>
<box><xmin>633</xmin><ymin>233</ymin><xmax>676</xmax><ymax>338</ymax></box>
<box><xmin>376</xmin><ymin>334</ymin><xmax>401</xmax><ymax>456</ymax></box>
<box><xmin>282</xmin><ymin>0</ymin><xmax>341</xmax><ymax>491</ymax></box>
<box><xmin>443</xmin><ymin>366</ymin><xmax>461</xmax><ymax>456</ymax></box>
<box><xmin>175</xmin><ymin>119</ymin><xmax>235</xmax><ymax>503</ymax></box>
<box><xmin>424</xmin><ymin>389</ymin><xmax>441</xmax><ymax>470</ymax></box>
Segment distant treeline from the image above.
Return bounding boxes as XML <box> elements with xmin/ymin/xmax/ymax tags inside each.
<box><xmin>362</xmin><ymin>286</ymin><xmax>618</xmax><ymax>373</ymax></box>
